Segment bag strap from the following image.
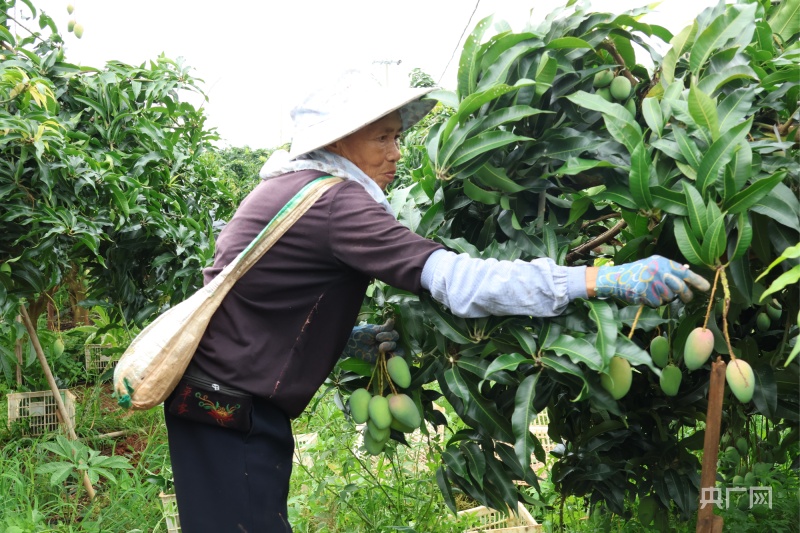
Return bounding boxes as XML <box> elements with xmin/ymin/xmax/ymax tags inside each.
<box><xmin>206</xmin><ymin>175</ymin><xmax>343</xmax><ymax>294</ymax></box>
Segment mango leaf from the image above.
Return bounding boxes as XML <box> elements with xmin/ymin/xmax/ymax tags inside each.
<box><xmin>673</xmin><ymin>128</ymin><xmax>702</xmax><ymax>169</ymax></box>
<box><xmin>665</xmin><ymin>469</ymin><xmax>697</xmax><ymax>516</ymax></box>
<box><xmin>697</xmin><ymin>65</ymin><xmax>759</xmax><ymax>95</ymax></box>
<box><xmin>473</xmin><ymin>164</ymin><xmax>526</xmax><ymax>194</ymax></box>
<box><xmin>751</xmin><ymin>364</ymin><xmax>777</xmax><ymax>419</ymax></box>
<box><xmin>674</xmin><ymin>218</ymin><xmax>705</xmax><ymax>267</ymax></box>
<box><xmin>695</xmin><ymin>117</ymin><xmax>752</xmax><ymax>195</ymax></box>
<box><xmin>427</xmin><ymin>89</ymin><xmax>459</xmax><ymax>110</ymax></box>
<box><xmin>477</xmin><ymin>39</ymin><xmax>542</xmax><ymax>91</ymax></box>
<box><xmin>438</xmin><ymin>117</ymin><xmax>487</xmax><ymax>168</ymax></box>
<box><xmin>641</xmin><ymin>97</ymin><xmax>664</xmax><ymax>138</ymax></box>
<box><xmin>614</xmin><ymin>336</ymin><xmax>661</xmax><ymax>375</ymax></box>
<box><xmin>663</xmin><ymin>22</ymin><xmax>698</xmax><ymax>84</ymax></box>
<box><xmin>485</xmin><ymin>353</ymin><xmax>529</xmax><ymax>379</ymax></box>
<box><xmin>554</xmin><ymin>158</ymin><xmax>616</xmax><ymax>176</ymax></box>
<box><xmin>768</xmin><ymin>0</ymin><xmax>800</xmax><ymax>42</ymax></box>
<box><xmin>508</xmin><ymin>323</ymin><xmax>538</xmax><ymax>355</ymax></box>
<box><xmin>760</xmin><ymin>265</ymin><xmax>800</xmax><ymax>302</ymax></box>
<box><xmin>464</xmin><ymin>179</ymin><xmax>501</xmax><ymax>205</ymax></box>
<box><xmin>546</xmin><ymin>36</ymin><xmax>593</xmax><ymax>49</ymax></box>
<box><xmin>717</xmin><ymin>88</ymin><xmax>755</xmax><ymax>134</ymax></box>
<box><xmin>700</xmin><ymin>216</ymin><xmax>727</xmax><ymax>267</ymax></box>
<box><xmin>422</xmin><ymin>297</ymin><xmax>473</xmax><ymax>345</ymax></box>
<box><xmin>462</xmin><ymin>442</ymin><xmax>486</xmax><ymax>489</ymax></box>
<box><xmin>450</xmin><ymin>132</ymin><xmax>532</xmax><ymax>167</ymax></box>
<box><xmin>436</xmin><ymin>466</ymin><xmax>457</xmax><ymax>513</ymax></box>
<box><xmin>444</xmin><ymin>367</ymin><xmax>471</xmax><ymax>405</ymax></box>
<box><xmin>688</xmin><ymin>84</ymin><xmax>719</xmax><ymax>141</ymax></box>
<box><xmin>761</xmin><ymin>66</ymin><xmax>800</xmax><ymax>90</ymax></box>
<box><xmin>480</xmin><ymin>105</ymin><xmax>550</xmax><ymax>132</ymax></box>
<box><xmin>651</xmin><ymin>186</ymin><xmax>689</xmax><ymax>217</ymax></box>
<box><xmin>533</xmin><ymin>53</ymin><xmax>558</xmax><ymax>103</ymax></box>
<box><xmin>462</xmin><ymin>390</ymin><xmax>514</xmax><ymax>443</ymax></box>
<box><xmin>540</xmin><ymin>354</ymin><xmax>590</xmax><ymax>401</ymax></box>
<box><xmin>751</xmin><ymin>184</ymin><xmax>800</xmax><ymax>232</ymax></box>
<box><xmin>603</xmin><ymin>112</ymin><xmax>643</xmax><ymax>154</ymax></box>
<box><xmin>756</xmin><ymin>242</ymin><xmax>800</xmax><ymax>283</ymax></box>
<box><xmin>512</xmin><ymin>374</ymin><xmax>538</xmax><ymax>472</ymax></box>
<box><xmin>458</xmin><ymin>15</ymin><xmax>494</xmax><ymax>98</ymax></box>
<box><xmin>724</xmin><ymin>170</ymin><xmax>787</xmax><ymax>215</ymax></box>
<box><xmin>682</xmin><ymin>181</ymin><xmax>708</xmax><ymax>238</ymax></box>
<box><xmin>728</xmin><ymin>212</ymin><xmax>753</xmax><ymax>262</ymax></box>
<box><xmin>628</xmin><ymin>142</ymin><xmax>653</xmax><ymax>209</ymax></box>
<box><xmin>547</xmin><ymin>334</ymin><xmax>602</xmax><ymax>371</ymax></box>
<box><xmin>723</xmin><ymin>142</ymin><xmax>752</xmax><ymax>200</ymax></box>
<box><xmin>689</xmin><ymin>3</ymin><xmax>757</xmax><ymax>75</ymax></box>
<box><xmin>586</xmin><ymin>300</ymin><xmax>618</xmax><ymax>363</ymax></box>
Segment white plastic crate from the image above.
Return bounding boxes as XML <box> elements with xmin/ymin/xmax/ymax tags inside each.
<box><xmin>458</xmin><ymin>502</ymin><xmax>541</xmax><ymax>532</ymax></box>
<box><xmin>7</xmin><ymin>390</ymin><xmax>76</xmax><ymax>436</ymax></box>
<box><xmin>84</xmin><ymin>344</ymin><xmax>116</xmax><ymax>377</ymax></box>
<box><xmin>159</xmin><ymin>492</ymin><xmax>181</xmax><ymax>533</ymax></box>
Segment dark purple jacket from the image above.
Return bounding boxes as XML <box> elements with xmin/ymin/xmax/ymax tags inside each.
<box><xmin>192</xmin><ymin>170</ymin><xmax>443</xmax><ymax>418</ymax></box>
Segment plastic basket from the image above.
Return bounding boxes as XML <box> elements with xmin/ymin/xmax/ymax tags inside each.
<box><xmin>7</xmin><ymin>390</ymin><xmax>76</xmax><ymax>436</ymax></box>
<box><xmin>159</xmin><ymin>492</ymin><xmax>181</xmax><ymax>533</ymax></box>
<box><xmin>458</xmin><ymin>502</ymin><xmax>541</xmax><ymax>532</ymax></box>
<box><xmin>84</xmin><ymin>344</ymin><xmax>116</xmax><ymax>378</ymax></box>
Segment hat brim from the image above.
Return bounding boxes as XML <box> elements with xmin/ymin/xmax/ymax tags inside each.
<box><xmin>288</xmin><ymin>87</ymin><xmax>437</xmax><ymax>160</ymax></box>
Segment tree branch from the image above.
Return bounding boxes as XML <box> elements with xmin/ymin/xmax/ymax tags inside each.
<box><xmin>597</xmin><ymin>41</ymin><xmax>637</xmax><ymax>85</ymax></box>
<box><xmin>566</xmin><ymin>219</ymin><xmax>628</xmax><ymax>264</ymax></box>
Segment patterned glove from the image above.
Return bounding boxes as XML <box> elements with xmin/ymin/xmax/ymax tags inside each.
<box><xmin>595</xmin><ymin>255</ymin><xmax>710</xmax><ymax>307</ymax></box>
<box><xmin>341</xmin><ymin>318</ymin><xmax>401</xmax><ymax>363</ymax></box>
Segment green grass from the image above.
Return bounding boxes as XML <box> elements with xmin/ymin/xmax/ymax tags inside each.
<box><xmin>0</xmin><ymin>380</ymin><xmax>797</xmax><ymax>532</ymax></box>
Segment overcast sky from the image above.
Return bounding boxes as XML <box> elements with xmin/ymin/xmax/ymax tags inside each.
<box><xmin>17</xmin><ymin>0</ymin><xmax>717</xmax><ymax>149</ymax></box>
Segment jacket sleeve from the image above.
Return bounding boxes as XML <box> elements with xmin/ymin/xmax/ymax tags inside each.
<box><xmin>420</xmin><ymin>249</ymin><xmax>588</xmax><ymax>318</ymax></box>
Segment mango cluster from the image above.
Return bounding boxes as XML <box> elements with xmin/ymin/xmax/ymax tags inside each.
<box><xmin>347</xmin><ymin>354</ymin><xmax>423</xmax><ymax>456</ymax></box>
<box><xmin>649</xmin><ymin>324</ymin><xmax>756</xmax><ymax>403</ymax></box>
<box><xmin>593</xmin><ymin>69</ymin><xmax>635</xmax><ymax>116</ymax></box>
<box><xmin>66</xmin><ymin>4</ymin><xmax>84</xmax><ymax>38</ymax></box>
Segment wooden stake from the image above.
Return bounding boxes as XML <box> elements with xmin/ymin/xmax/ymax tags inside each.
<box><xmin>19</xmin><ymin>304</ymin><xmax>96</xmax><ymax>500</ymax></box>
<box><xmin>696</xmin><ymin>357</ymin><xmax>726</xmax><ymax>533</ymax></box>
<box><xmin>15</xmin><ymin>314</ymin><xmax>23</xmax><ymax>387</ymax></box>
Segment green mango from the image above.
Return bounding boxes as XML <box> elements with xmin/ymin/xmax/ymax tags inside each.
<box><xmin>727</xmin><ymin>359</ymin><xmax>755</xmax><ymax>403</ymax></box>
<box><xmin>610</xmin><ymin>76</ymin><xmax>632</xmax><ymax>100</ymax></box>
<box><xmin>650</xmin><ymin>336</ymin><xmax>669</xmax><ymax>368</ymax></box>
<box><xmin>596</xmin><ymin>87</ymin><xmax>613</xmax><ymax>101</ymax></box>
<box><xmin>387</xmin><ymin>393</ymin><xmax>421</xmax><ymax>429</ymax></box>
<box><xmin>684</xmin><ymin>327</ymin><xmax>714</xmax><ymax>370</ymax></box>
<box><xmin>756</xmin><ymin>312</ymin><xmax>770</xmax><ymax>332</ymax></box>
<box><xmin>766</xmin><ymin>301</ymin><xmax>782</xmax><ymax>321</ymax></box>
<box><xmin>349</xmin><ymin>388</ymin><xmax>371</xmax><ymax>424</ymax></box>
<box><xmin>593</xmin><ymin>70</ymin><xmax>614</xmax><ymax>88</ymax></box>
<box><xmin>386</xmin><ymin>356</ymin><xmax>411</xmax><ymax>388</ymax></box>
<box><xmin>659</xmin><ymin>364</ymin><xmax>682</xmax><ymax>396</ymax></box>
<box><xmin>638</xmin><ymin>495</ymin><xmax>657</xmax><ymax>525</ymax></box>
<box><xmin>368</xmin><ymin>395</ymin><xmax>392</xmax><ymax>429</ymax></box>
<box><xmin>735</xmin><ymin>436</ymin><xmax>748</xmax><ymax>456</ymax></box>
<box><xmin>367</xmin><ymin>419</ymin><xmax>390</xmax><ymax>442</ymax></box>
<box><xmin>600</xmin><ymin>356</ymin><xmax>632</xmax><ymax>400</ymax></box>
<box><xmin>363</xmin><ymin>427</ymin><xmax>385</xmax><ymax>456</ymax></box>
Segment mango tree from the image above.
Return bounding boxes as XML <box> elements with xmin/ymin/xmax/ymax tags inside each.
<box><xmin>0</xmin><ymin>0</ymin><xmax>235</xmax><ymax>384</ymax></box>
<box><xmin>339</xmin><ymin>0</ymin><xmax>798</xmax><ymax>527</ymax></box>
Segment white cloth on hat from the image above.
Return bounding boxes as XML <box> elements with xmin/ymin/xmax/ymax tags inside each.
<box><xmin>260</xmin><ymin>149</ymin><xmax>394</xmax><ymax>214</ymax></box>
<box><xmin>286</xmin><ymin>69</ymin><xmax>435</xmax><ymax>160</ymax></box>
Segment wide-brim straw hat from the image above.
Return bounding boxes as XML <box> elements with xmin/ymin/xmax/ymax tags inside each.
<box><xmin>288</xmin><ymin>69</ymin><xmax>437</xmax><ymax>160</ymax></box>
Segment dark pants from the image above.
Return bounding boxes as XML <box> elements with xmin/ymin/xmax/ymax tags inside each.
<box><xmin>164</xmin><ymin>393</ymin><xmax>295</xmax><ymax>532</ymax></box>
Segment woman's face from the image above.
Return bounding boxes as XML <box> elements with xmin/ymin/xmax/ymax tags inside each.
<box><xmin>326</xmin><ymin>111</ymin><xmax>403</xmax><ymax>191</ymax></box>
